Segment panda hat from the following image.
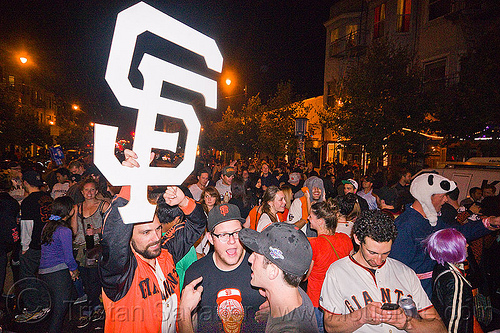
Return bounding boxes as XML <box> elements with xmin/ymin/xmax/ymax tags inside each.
<box><xmin>410</xmin><ymin>173</ymin><xmax>456</xmax><ymax>226</ymax></box>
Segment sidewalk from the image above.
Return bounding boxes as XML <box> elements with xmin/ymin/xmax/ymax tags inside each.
<box><xmin>0</xmin><ymin>300</ymin><xmax>104</xmax><ymax>333</ymax></box>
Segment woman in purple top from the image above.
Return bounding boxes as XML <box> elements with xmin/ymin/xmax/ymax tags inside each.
<box><xmin>39</xmin><ymin>196</ymin><xmax>79</xmax><ymax>333</ymax></box>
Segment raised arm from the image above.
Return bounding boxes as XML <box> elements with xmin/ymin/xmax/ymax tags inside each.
<box><xmin>99</xmin><ymin>187</ymin><xmax>137</xmax><ymax>302</ymax></box>
<box><xmin>161</xmin><ymin>186</ymin><xmax>207</xmax><ymax>263</ymax></box>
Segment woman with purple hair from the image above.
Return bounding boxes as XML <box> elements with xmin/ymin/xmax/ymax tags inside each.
<box><xmin>423</xmin><ymin>228</ymin><xmax>476</xmax><ymax>333</ymax></box>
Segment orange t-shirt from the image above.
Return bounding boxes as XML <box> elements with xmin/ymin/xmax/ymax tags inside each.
<box><xmin>307</xmin><ymin>233</ymin><xmax>353</xmax><ymax>307</ymax></box>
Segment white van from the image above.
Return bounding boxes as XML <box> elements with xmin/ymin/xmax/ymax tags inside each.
<box><xmin>420</xmin><ymin>158</ymin><xmax>500</xmax><ymax>204</ymax></box>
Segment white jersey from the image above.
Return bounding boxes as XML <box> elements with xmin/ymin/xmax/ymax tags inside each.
<box><xmin>256</xmin><ymin>213</ymin><xmax>273</xmax><ymax>232</ymax></box>
<box><xmin>335</xmin><ymin>220</ymin><xmax>354</xmax><ymax>238</ymax></box>
<box><xmin>286</xmin><ymin>198</ymin><xmax>308</xmax><ymax>235</ymax></box>
<box><xmin>320</xmin><ymin>256</ymin><xmax>432</xmax><ymax>333</ymax></box>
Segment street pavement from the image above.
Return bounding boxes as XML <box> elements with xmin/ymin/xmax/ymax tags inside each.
<box><xmin>0</xmin><ymin>298</ymin><xmax>103</xmax><ymax>333</ymax></box>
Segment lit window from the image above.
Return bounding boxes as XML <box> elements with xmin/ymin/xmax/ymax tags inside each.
<box><xmin>397</xmin><ymin>0</ymin><xmax>411</xmax><ymax>32</ymax></box>
<box><xmin>346</xmin><ymin>25</ymin><xmax>358</xmax><ymax>48</ymax></box>
<box><xmin>330</xmin><ymin>28</ymin><xmax>339</xmax><ymax>43</ymax></box>
<box><xmin>374</xmin><ymin>4</ymin><xmax>386</xmax><ymax>39</ymax></box>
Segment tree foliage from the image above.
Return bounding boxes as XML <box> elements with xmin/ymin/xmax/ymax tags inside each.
<box><xmin>203</xmin><ymin>81</ymin><xmax>311</xmax><ymax>159</ymax></box>
<box><xmin>319</xmin><ymin>39</ymin><xmax>429</xmax><ymax>159</ymax></box>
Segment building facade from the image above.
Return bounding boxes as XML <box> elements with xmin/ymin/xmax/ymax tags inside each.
<box><xmin>323</xmin><ymin>0</ymin><xmax>490</xmax><ymax>167</ymax></box>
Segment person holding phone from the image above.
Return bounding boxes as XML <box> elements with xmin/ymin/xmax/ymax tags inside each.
<box><xmin>320</xmin><ymin>210</ymin><xmax>447</xmax><ymax>332</ymax></box>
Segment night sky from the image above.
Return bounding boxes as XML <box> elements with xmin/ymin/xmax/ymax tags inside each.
<box><xmin>0</xmin><ymin>0</ymin><xmax>334</xmax><ymax>132</ymax></box>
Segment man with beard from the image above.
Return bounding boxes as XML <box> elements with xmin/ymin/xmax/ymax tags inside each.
<box><xmin>99</xmin><ymin>183</ymin><xmax>206</xmax><ymax>333</ymax></box>
<box><xmin>320</xmin><ymin>210</ymin><xmax>446</xmax><ymax>333</ymax></box>
<box><xmin>180</xmin><ymin>203</ymin><xmax>267</xmax><ymax>333</ymax></box>
<box><xmin>287</xmin><ymin>176</ymin><xmax>325</xmax><ymax>237</ymax></box>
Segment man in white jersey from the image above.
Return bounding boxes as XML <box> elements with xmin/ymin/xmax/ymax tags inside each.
<box><xmin>320</xmin><ymin>210</ymin><xmax>446</xmax><ymax>333</ymax></box>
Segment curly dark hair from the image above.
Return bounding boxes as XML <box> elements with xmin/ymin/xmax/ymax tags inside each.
<box><xmin>353</xmin><ymin>210</ymin><xmax>397</xmax><ymax>244</ymax></box>
<box><xmin>334</xmin><ymin>193</ymin><xmax>361</xmax><ymax>221</ymax></box>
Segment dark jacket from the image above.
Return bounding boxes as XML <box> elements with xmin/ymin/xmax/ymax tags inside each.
<box><xmin>99</xmin><ymin>190</ymin><xmax>207</xmax><ymax>302</ymax></box>
<box><xmin>432</xmin><ymin>263</ymin><xmax>474</xmax><ymax>333</ymax></box>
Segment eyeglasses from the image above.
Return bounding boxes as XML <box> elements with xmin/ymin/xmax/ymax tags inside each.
<box><xmin>211</xmin><ymin>230</ymin><xmax>241</xmax><ymax>243</ymax></box>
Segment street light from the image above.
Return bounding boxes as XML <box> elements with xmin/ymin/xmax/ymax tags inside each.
<box><xmin>295</xmin><ymin>117</ymin><xmax>308</xmax><ymax>168</ymax></box>
<box><xmin>222</xmin><ymin>72</ymin><xmax>247</xmax><ymax>100</ymax></box>
<box><xmin>19</xmin><ymin>57</ymin><xmax>28</xmax><ymax>64</ymax></box>
<box><xmin>72</xmin><ymin>104</ymin><xmax>80</xmax><ymax>111</ymax></box>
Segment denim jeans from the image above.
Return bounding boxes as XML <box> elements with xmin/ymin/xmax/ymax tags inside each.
<box><xmin>315</xmin><ymin>307</ymin><xmax>325</xmax><ymax>333</ymax></box>
<box><xmin>19</xmin><ymin>248</ymin><xmax>49</xmax><ymax>311</ymax></box>
<box><xmin>40</xmin><ymin>269</ymin><xmax>76</xmax><ymax>333</ymax></box>
<box><xmin>79</xmin><ymin>265</ymin><xmax>102</xmax><ymax>315</ymax></box>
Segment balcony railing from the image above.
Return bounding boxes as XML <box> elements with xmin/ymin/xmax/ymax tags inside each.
<box><xmin>329</xmin><ymin>30</ymin><xmax>367</xmax><ymax>58</ymax></box>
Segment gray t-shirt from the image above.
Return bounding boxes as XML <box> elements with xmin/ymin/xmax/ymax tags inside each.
<box><xmin>266</xmin><ymin>288</ymin><xmax>319</xmax><ymax>333</ymax></box>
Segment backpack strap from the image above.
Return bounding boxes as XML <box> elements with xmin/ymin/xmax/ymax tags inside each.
<box><xmin>320</xmin><ymin>235</ymin><xmax>340</xmax><ymax>260</ymax></box>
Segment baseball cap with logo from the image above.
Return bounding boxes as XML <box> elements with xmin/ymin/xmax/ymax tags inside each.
<box><xmin>239</xmin><ymin>223</ymin><xmax>313</xmax><ymax>276</ymax></box>
<box><xmin>208</xmin><ymin>203</ymin><xmax>245</xmax><ymax>232</ymax></box>
<box><xmin>342</xmin><ymin>178</ymin><xmax>358</xmax><ymax>191</ymax></box>
<box><xmin>222</xmin><ymin>166</ymin><xmax>235</xmax><ymax>177</ymax></box>
<box><xmin>23</xmin><ymin>170</ymin><xmax>44</xmax><ymax>187</ymax></box>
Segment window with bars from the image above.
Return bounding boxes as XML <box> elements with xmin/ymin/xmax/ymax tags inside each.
<box><xmin>424</xmin><ymin>58</ymin><xmax>447</xmax><ymax>90</ymax></box>
<box><xmin>397</xmin><ymin>0</ymin><xmax>411</xmax><ymax>32</ymax></box>
<box><xmin>374</xmin><ymin>3</ymin><xmax>386</xmax><ymax>39</ymax></box>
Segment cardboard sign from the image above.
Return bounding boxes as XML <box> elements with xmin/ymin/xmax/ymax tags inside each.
<box><xmin>94</xmin><ymin>2</ymin><xmax>223</xmax><ymax>223</ymax></box>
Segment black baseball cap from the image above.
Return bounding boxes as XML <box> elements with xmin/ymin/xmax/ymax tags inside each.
<box><xmin>222</xmin><ymin>166</ymin><xmax>236</xmax><ymax>177</ymax></box>
<box><xmin>23</xmin><ymin>170</ymin><xmax>44</xmax><ymax>187</ymax></box>
<box><xmin>239</xmin><ymin>223</ymin><xmax>313</xmax><ymax>276</ymax></box>
<box><xmin>208</xmin><ymin>203</ymin><xmax>245</xmax><ymax>232</ymax></box>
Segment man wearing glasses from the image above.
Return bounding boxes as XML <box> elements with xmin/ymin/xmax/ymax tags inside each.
<box><xmin>181</xmin><ymin>203</ymin><xmax>267</xmax><ymax>332</ymax></box>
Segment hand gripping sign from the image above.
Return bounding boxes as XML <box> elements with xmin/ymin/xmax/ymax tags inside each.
<box><xmin>94</xmin><ymin>2</ymin><xmax>223</xmax><ymax>223</ymax></box>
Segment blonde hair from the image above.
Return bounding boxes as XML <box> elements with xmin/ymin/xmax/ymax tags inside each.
<box><xmin>280</xmin><ymin>184</ymin><xmax>293</xmax><ymax>210</ymax></box>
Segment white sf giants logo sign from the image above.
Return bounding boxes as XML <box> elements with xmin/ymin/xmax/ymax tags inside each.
<box><xmin>94</xmin><ymin>2</ymin><xmax>222</xmax><ymax>223</ymax></box>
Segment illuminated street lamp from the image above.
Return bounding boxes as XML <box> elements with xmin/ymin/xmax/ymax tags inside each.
<box><xmin>19</xmin><ymin>57</ymin><xmax>28</xmax><ymax>64</ymax></box>
<box><xmin>295</xmin><ymin>117</ymin><xmax>308</xmax><ymax>168</ymax></box>
<box><xmin>222</xmin><ymin>73</ymin><xmax>247</xmax><ymax>100</ymax></box>
<box><xmin>72</xmin><ymin>104</ymin><xmax>80</xmax><ymax>111</ymax></box>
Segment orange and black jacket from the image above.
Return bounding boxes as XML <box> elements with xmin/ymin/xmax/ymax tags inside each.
<box><xmin>99</xmin><ymin>189</ymin><xmax>206</xmax><ymax>332</ymax></box>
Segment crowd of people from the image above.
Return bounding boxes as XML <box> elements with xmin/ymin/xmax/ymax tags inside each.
<box><xmin>0</xmin><ymin>152</ymin><xmax>499</xmax><ymax>333</ymax></box>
